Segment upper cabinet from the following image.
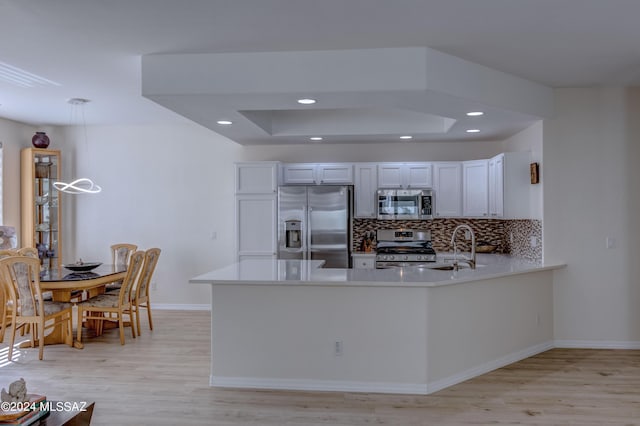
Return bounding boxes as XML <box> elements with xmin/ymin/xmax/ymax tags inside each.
<box><xmin>21</xmin><ymin>148</ymin><xmax>62</xmax><ymax>271</ymax></box>
<box><xmin>281</xmin><ymin>163</ymin><xmax>353</xmax><ymax>185</ymax></box>
<box><xmin>489</xmin><ymin>152</ymin><xmax>531</xmax><ymax>219</ymax></box>
<box><xmin>317</xmin><ymin>163</ymin><xmax>354</xmax><ymax>184</ymax></box>
<box><xmin>462</xmin><ymin>153</ymin><xmax>531</xmax><ymax>218</ymax></box>
<box><xmin>354</xmin><ymin>163</ymin><xmax>378</xmax><ymax>218</ymax></box>
<box><xmin>248</xmin><ymin>156</ymin><xmax>530</xmax><ymax>220</ymax></box>
<box><xmin>488</xmin><ymin>154</ymin><xmax>503</xmax><ymax>217</ymax></box>
<box><xmin>462</xmin><ymin>160</ymin><xmax>489</xmax><ymax>217</ymax></box>
<box><xmin>433</xmin><ymin>162</ymin><xmax>462</xmax><ymax>217</ymax></box>
<box><xmin>235</xmin><ymin>161</ymin><xmax>279</xmax><ymax>194</ymax></box>
<box><xmin>377</xmin><ymin>162</ymin><xmax>432</xmax><ymax>189</ymax></box>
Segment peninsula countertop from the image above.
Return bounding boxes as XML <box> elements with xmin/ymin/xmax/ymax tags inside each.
<box><xmin>190</xmin><ymin>254</ymin><xmax>565</xmax><ymax>288</ymax></box>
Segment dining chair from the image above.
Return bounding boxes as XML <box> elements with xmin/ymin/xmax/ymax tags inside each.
<box><xmin>131</xmin><ymin>248</ymin><xmax>161</xmax><ymax>335</ymax></box>
<box><xmin>105</xmin><ymin>243</ymin><xmax>138</xmax><ymax>293</ymax></box>
<box><xmin>16</xmin><ymin>247</ymin><xmax>58</xmax><ymax>303</ymax></box>
<box><xmin>0</xmin><ymin>256</ymin><xmax>73</xmax><ymax>361</ymax></box>
<box><xmin>76</xmin><ymin>250</ymin><xmax>144</xmax><ymax>345</ymax></box>
<box><xmin>0</xmin><ymin>250</ymin><xmax>18</xmax><ymax>342</ymax></box>
<box><xmin>17</xmin><ymin>247</ymin><xmax>39</xmax><ymax>258</ymax></box>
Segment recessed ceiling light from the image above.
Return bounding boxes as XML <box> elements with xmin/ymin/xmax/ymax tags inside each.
<box><xmin>399</xmin><ymin>135</ymin><xmax>413</xmax><ymax>140</ymax></box>
<box><xmin>466</xmin><ymin>129</ymin><xmax>480</xmax><ymax>133</ymax></box>
<box><xmin>309</xmin><ymin>137</ymin><xmax>323</xmax><ymax>141</ymax></box>
<box><xmin>216</xmin><ymin>120</ymin><xmax>233</xmax><ymax>125</ymax></box>
<box><xmin>466</xmin><ymin>111</ymin><xmax>484</xmax><ymax>116</ymax></box>
<box><xmin>297</xmin><ymin>98</ymin><xmax>316</xmax><ymax>105</ymax></box>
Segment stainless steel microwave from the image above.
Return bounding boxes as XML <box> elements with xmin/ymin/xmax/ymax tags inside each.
<box><xmin>377</xmin><ymin>189</ymin><xmax>434</xmax><ymax>220</ymax></box>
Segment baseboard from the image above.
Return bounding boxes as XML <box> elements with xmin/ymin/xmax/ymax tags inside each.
<box><xmin>210</xmin><ymin>376</ymin><xmax>428</xmax><ymax>395</ymax></box>
<box><xmin>554</xmin><ymin>340</ymin><xmax>640</xmax><ymax>349</ymax></box>
<box><xmin>152</xmin><ymin>304</ymin><xmax>211</xmax><ymax>311</ymax></box>
<box><xmin>426</xmin><ymin>340</ymin><xmax>555</xmax><ymax>394</ymax></box>
<box><xmin>208</xmin><ymin>340</ymin><xmax>640</xmax><ymax>395</ymax></box>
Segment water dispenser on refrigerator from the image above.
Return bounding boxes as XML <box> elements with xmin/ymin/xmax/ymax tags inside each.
<box><xmin>285</xmin><ymin>219</ymin><xmax>302</xmax><ymax>248</ymax></box>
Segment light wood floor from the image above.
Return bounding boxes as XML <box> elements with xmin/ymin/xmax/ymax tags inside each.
<box><xmin>1</xmin><ymin>310</ymin><xmax>639</xmax><ymax>425</ymax></box>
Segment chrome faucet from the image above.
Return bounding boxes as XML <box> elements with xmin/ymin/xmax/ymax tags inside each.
<box><xmin>450</xmin><ymin>224</ymin><xmax>476</xmax><ymax>270</ymax></box>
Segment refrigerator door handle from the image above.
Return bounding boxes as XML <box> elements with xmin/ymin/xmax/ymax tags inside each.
<box><xmin>305</xmin><ymin>206</ymin><xmax>313</xmax><ymax>260</ymax></box>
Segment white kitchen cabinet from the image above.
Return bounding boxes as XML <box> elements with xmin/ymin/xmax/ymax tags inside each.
<box><xmin>316</xmin><ymin>163</ymin><xmax>353</xmax><ymax>184</ymax></box>
<box><xmin>406</xmin><ymin>163</ymin><xmax>433</xmax><ymax>188</ymax></box>
<box><xmin>488</xmin><ymin>155</ymin><xmax>503</xmax><ymax>217</ymax></box>
<box><xmin>489</xmin><ymin>152</ymin><xmax>531</xmax><ymax>218</ymax></box>
<box><xmin>377</xmin><ymin>162</ymin><xmax>432</xmax><ymax>189</ymax></box>
<box><xmin>462</xmin><ymin>160</ymin><xmax>489</xmax><ymax>217</ymax></box>
<box><xmin>354</xmin><ymin>163</ymin><xmax>378</xmax><ymax>218</ymax></box>
<box><xmin>235</xmin><ymin>162</ymin><xmax>278</xmax><ymax>261</ymax></box>
<box><xmin>281</xmin><ymin>163</ymin><xmax>353</xmax><ymax>185</ymax></box>
<box><xmin>352</xmin><ymin>253</ymin><xmax>376</xmax><ymax>269</ymax></box>
<box><xmin>281</xmin><ymin>163</ymin><xmax>317</xmax><ymax>184</ymax></box>
<box><xmin>236</xmin><ymin>194</ymin><xmax>277</xmax><ymax>259</ymax></box>
<box><xmin>433</xmin><ymin>162</ymin><xmax>462</xmax><ymax>217</ymax></box>
<box><xmin>377</xmin><ymin>163</ymin><xmax>404</xmax><ymax>188</ymax></box>
<box><xmin>235</xmin><ymin>161</ymin><xmax>279</xmax><ymax>194</ymax></box>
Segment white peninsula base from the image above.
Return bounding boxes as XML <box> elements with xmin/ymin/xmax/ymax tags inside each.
<box><xmin>191</xmin><ymin>257</ymin><xmax>562</xmax><ymax>395</ymax></box>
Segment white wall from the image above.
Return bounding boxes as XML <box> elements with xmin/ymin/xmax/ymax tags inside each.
<box><xmin>545</xmin><ymin>87</ymin><xmax>640</xmax><ymax>346</ymax></box>
<box><xmin>503</xmin><ymin>121</ymin><xmax>543</xmax><ymax>220</ymax></box>
<box><xmin>56</xmin><ymin>123</ymin><xmax>244</xmax><ymax>306</ymax></box>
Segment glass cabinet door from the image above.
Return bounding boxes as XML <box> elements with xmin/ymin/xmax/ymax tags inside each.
<box><xmin>21</xmin><ymin>148</ymin><xmax>62</xmax><ymax>271</ymax></box>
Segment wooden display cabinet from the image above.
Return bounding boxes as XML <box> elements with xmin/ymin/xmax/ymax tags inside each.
<box><xmin>21</xmin><ymin>148</ymin><xmax>62</xmax><ymax>270</ymax></box>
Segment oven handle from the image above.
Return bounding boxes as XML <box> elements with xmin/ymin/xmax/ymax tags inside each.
<box><xmin>376</xmin><ymin>261</ymin><xmax>436</xmax><ymax>269</ymax></box>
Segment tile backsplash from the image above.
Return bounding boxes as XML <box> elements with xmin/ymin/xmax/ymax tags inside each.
<box><xmin>353</xmin><ymin>218</ymin><xmax>542</xmax><ymax>262</ymax></box>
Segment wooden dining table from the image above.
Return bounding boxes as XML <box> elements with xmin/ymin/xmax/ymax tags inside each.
<box><xmin>39</xmin><ymin>264</ymin><xmax>127</xmax><ymax>302</ymax></box>
<box><xmin>33</xmin><ymin>264</ymin><xmax>127</xmax><ymax>349</ymax></box>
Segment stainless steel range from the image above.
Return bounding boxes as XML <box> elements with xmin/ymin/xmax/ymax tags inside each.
<box><xmin>375</xmin><ymin>229</ymin><xmax>437</xmax><ymax>268</ymax></box>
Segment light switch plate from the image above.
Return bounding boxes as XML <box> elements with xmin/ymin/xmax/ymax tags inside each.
<box><xmin>606</xmin><ymin>236</ymin><xmax>616</xmax><ymax>249</ymax></box>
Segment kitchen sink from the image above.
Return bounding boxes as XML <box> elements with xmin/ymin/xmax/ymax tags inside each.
<box><xmin>424</xmin><ymin>263</ymin><xmax>485</xmax><ymax>270</ymax></box>
<box><xmin>426</xmin><ymin>264</ymin><xmax>456</xmax><ymax>270</ymax></box>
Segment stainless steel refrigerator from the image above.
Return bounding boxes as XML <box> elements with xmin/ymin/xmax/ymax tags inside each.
<box><xmin>278</xmin><ymin>185</ymin><xmax>353</xmax><ymax>268</ymax></box>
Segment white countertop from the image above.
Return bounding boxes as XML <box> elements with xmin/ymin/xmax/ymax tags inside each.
<box><xmin>190</xmin><ymin>254</ymin><xmax>565</xmax><ymax>288</ymax></box>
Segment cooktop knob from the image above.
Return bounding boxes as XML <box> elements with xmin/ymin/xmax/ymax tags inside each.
<box><xmin>389</xmin><ymin>255</ymin><xmax>395</xmax><ymax>260</ymax></box>
<box><xmin>403</xmin><ymin>255</ymin><xmax>409</xmax><ymax>261</ymax></box>
<box><xmin>417</xmin><ymin>255</ymin><xmax>422</xmax><ymax>261</ymax></box>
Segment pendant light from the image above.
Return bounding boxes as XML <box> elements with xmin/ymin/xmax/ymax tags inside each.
<box><xmin>53</xmin><ymin>98</ymin><xmax>102</xmax><ymax>194</ymax></box>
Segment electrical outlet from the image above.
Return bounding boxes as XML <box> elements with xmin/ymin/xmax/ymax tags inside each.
<box><xmin>464</xmin><ymin>230</ymin><xmax>471</xmax><ymax>240</ymax></box>
<box><xmin>530</xmin><ymin>236</ymin><xmax>538</xmax><ymax>247</ymax></box>
<box><xmin>606</xmin><ymin>236</ymin><xmax>616</xmax><ymax>249</ymax></box>
<box><xmin>151</xmin><ymin>281</ymin><xmax>158</xmax><ymax>291</ymax></box>
<box><xmin>334</xmin><ymin>340</ymin><xmax>343</xmax><ymax>356</ymax></box>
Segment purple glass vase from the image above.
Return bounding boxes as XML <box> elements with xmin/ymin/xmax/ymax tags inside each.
<box><xmin>32</xmin><ymin>132</ymin><xmax>50</xmax><ymax>148</ymax></box>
